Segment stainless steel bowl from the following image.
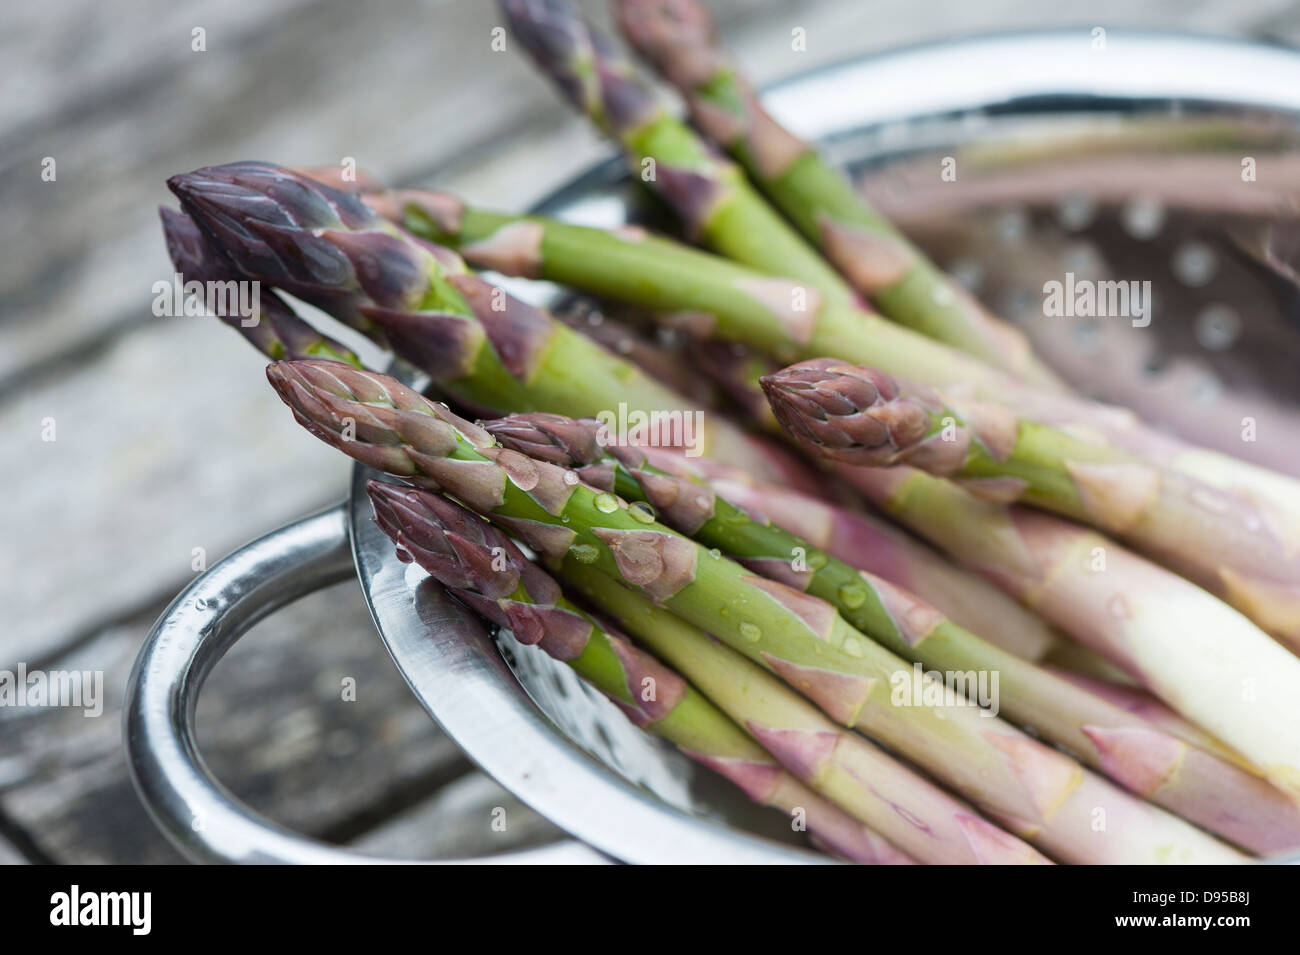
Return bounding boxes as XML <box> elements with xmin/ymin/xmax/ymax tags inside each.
<box><xmin>125</xmin><ymin>29</ymin><xmax>1300</xmax><ymax>864</ymax></box>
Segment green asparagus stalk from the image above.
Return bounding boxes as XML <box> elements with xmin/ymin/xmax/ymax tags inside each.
<box><xmin>703</xmin><ymin>474</ymin><xmax>1061</xmax><ymax>663</ymax></box>
<box><xmin>267</xmin><ymin>359</ymin><xmax>1244</xmax><ymax>863</ymax></box>
<box><xmin>481</xmin><ymin>412</ymin><xmax>1300</xmax><ymax>853</ymax></box>
<box><xmin>499</xmin><ymin>0</ymin><xmax>854</xmax><ymax>306</ymax></box>
<box><xmin>167</xmin><ymin>161</ymin><xmax>812</xmax><ymax>489</ymax></box>
<box><xmin>612</xmin><ymin>0</ymin><xmax>1061</xmax><ymax>389</ymax></box>
<box><xmin>377</xmin><ymin>185</ymin><xmax>1014</xmax><ymax>386</ymax></box>
<box><xmin>844</xmin><ymin>462</ymin><xmax>1300</xmax><ymax>801</ymax></box>
<box><xmin>553</xmin><ymin>562</ymin><xmax>1050</xmax><ymax>864</ymax></box>
<box><xmin>365</xmin><ymin>480</ymin><xmax>913</xmax><ymax>863</ymax></box>
<box><xmin>763</xmin><ymin>359</ymin><xmax>1300</xmax><ymax>650</ymax></box>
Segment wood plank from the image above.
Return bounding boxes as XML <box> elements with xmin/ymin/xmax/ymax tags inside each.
<box><xmin>0</xmin><ymin>833</ymin><xmax>31</xmax><ymax>865</ymax></box>
<box><xmin>0</xmin><ymin>316</ymin><xmax>361</xmax><ymax>665</ymax></box>
<box><xmin>349</xmin><ymin>773</ymin><xmax>566</xmax><ymax>860</ymax></box>
<box><xmin>0</xmin><ymin>0</ymin><xmax>877</xmax><ymax>388</ymax></box>
<box><xmin>0</xmin><ymin>0</ymin><xmax>601</xmax><ymax>386</ymax></box>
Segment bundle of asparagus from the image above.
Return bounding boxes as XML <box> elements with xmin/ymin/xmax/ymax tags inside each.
<box><xmin>379</xmin><ymin>183</ymin><xmax>1300</xmax><ymax>644</ymax></box>
<box><xmin>167</xmin><ymin>161</ymin><xmax>818</xmax><ymax>493</ymax></box>
<box><xmin>263</xmin><ymin>358</ymin><xmax>1248</xmax><ymax>863</ymax></box>
<box><xmin>759</xmin><ymin>360</ymin><xmax>1300</xmax><ymax>798</ymax></box>
<box><xmin>155</xmin><ymin>0</ymin><xmax>1300</xmax><ymax>863</ymax></box>
<box><xmin>365</xmin><ymin>480</ymin><xmax>916</xmax><ymax>864</ymax></box>
<box><xmin>477</xmin><ymin>413</ymin><xmax>1300</xmax><ymax>851</ymax></box>
<box><xmin>364</xmin><ymin>479</ymin><xmax>1050</xmax><ymax>864</ymax></box>
<box><xmin>417</xmin><ymin>0</ymin><xmax>1300</xmax><ymax>648</ymax></box>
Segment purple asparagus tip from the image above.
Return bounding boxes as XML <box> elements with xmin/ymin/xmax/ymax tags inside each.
<box><xmin>500</xmin><ymin>0</ymin><xmax>658</xmax><ymax>133</ymax></box>
<box><xmin>167</xmin><ymin>160</ymin><xmax>376</xmax><ymax>232</ymax></box>
<box><xmin>366</xmin><ymin>480</ymin><xmax>524</xmax><ymax>600</ymax></box>
<box><xmin>266</xmin><ymin>359</ymin><xmax>496</xmax><ymax>480</ymax></box>
<box><xmin>615</xmin><ymin>0</ymin><xmax>718</xmax><ymax>87</ymax></box>
<box><xmin>480</xmin><ymin>412</ymin><xmax>604</xmax><ymax>467</ymax></box>
<box><xmin>760</xmin><ymin>359</ymin><xmax>933</xmax><ymax>464</ymax></box>
<box><xmin>159</xmin><ymin>206</ymin><xmax>229</xmax><ymax>278</ymax></box>
<box><xmin>365</xmin><ymin>479</ymin><xmax>574</xmax><ymax>644</ymax></box>
<box><xmin>168</xmin><ymin>162</ymin><xmax>433</xmax><ymax>332</ymax></box>
<box><xmin>500</xmin><ymin>0</ymin><xmax>588</xmax><ymax>71</ymax></box>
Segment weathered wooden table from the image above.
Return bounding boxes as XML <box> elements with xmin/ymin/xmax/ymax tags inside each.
<box><xmin>4</xmin><ymin>0</ymin><xmax>1298</xmax><ymax>863</ymax></box>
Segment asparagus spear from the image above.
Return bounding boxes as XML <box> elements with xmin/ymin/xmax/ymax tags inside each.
<box><xmin>612</xmin><ymin>0</ymin><xmax>1061</xmax><ymax>389</ymax></box>
<box><xmin>378</xmin><ymin>185</ymin><xmax>1015</xmax><ymax>387</ymax></box>
<box><xmin>167</xmin><ymin>161</ymin><xmax>811</xmax><ymax>489</ymax></box>
<box><xmin>267</xmin><ymin>359</ymin><xmax>1244</xmax><ymax>863</ymax></box>
<box><xmin>843</xmin><ymin>462</ymin><xmax>1300</xmax><ymax>801</ymax></box>
<box><xmin>763</xmin><ymin>359</ymin><xmax>1300</xmax><ymax>650</ymax></box>
<box><xmin>498</xmin><ymin>0</ymin><xmax>854</xmax><ymax>306</ymax></box>
<box><xmin>482</xmin><ymin>412</ymin><xmax>1300</xmax><ymax>853</ymax></box>
<box><xmin>365</xmin><ymin>480</ymin><xmax>913</xmax><ymax>864</ymax></box>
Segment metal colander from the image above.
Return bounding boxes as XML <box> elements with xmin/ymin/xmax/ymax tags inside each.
<box><xmin>126</xmin><ymin>29</ymin><xmax>1300</xmax><ymax>864</ymax></box>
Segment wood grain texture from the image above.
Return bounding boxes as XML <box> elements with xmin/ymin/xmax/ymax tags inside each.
<box><xmin>351</xmin><ymin>773</ymin><xmax>567</xmax><ymax>860</ymax></box>
<box><xmin>0</xmin><ymin>317</ymin><xmax>356</xmax><ymax>665</ymax></box>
